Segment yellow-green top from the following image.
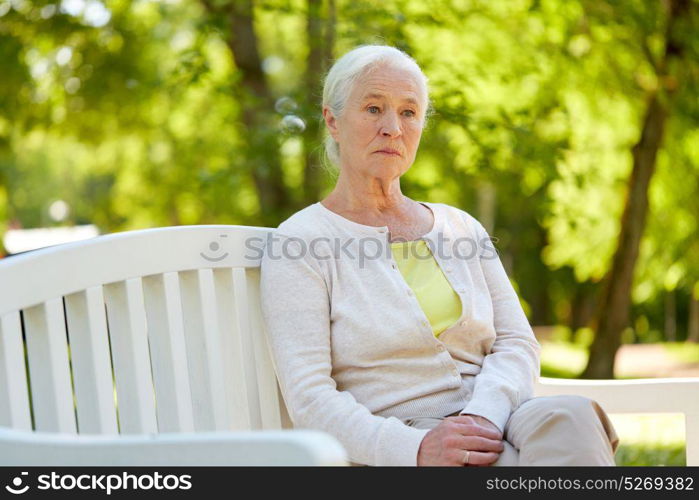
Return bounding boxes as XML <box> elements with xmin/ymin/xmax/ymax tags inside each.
<box><xmin>389</xmin><ymin>239</ymin><xmax>462</xmax><ymax>337</ymax></box>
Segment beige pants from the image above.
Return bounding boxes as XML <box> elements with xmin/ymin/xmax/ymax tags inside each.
<box><xmin>402</xmin><ymin>395</ymin><xmax>620</xmax><ymax>466</ymax></box>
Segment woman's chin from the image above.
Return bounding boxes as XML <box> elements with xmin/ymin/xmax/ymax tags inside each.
<box><xmin>372</xmin><ymin>165</ymin><xmax>405</xmax><ymax>177</ymax></box>
<box><xmin>370</xmin><ymin>157</ymin><xmax>404</xmax><ymax>168</ymax></box>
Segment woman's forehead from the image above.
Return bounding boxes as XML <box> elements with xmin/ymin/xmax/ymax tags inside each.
<box><xmin>360</xmin><ymin>91</ymin><xmax>420</xmax><ymax>106</ymax></box>
<box><xmin>351</xmin><ymin>66</ymin><xmax>425</xmax><ymax>104</ymax></box>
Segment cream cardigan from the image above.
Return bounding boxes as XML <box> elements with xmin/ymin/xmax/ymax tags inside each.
<box><xmin>259</xmin><ymin>201</ymin><xmax>541</xmax><ymax>466</ymax></box>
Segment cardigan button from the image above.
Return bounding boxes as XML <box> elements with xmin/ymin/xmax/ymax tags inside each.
<box><xmin>460</xmin><ymin>320</ymin><xmax>468</xmax><ymax>327</ymax></box>
<box><xmin>407</xmin><ymin>289</ymin><xmax>414</xmax><ymax>296</ymax></box>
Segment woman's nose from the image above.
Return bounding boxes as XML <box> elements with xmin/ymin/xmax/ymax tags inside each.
<box><xmin>380</xmin><ymin>111</ymin><xmax>401</xmax><ymax>137</ymax></box>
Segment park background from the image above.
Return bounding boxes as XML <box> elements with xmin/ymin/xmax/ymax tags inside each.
<box><xmin>1</xmin><ymin>0</ymin><xmax>698</xmax><ymax>465</ymax></box>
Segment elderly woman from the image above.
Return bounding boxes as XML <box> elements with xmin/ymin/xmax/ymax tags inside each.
<box><xmin>260</xmin><ymin>45</ymin><xmax>619</xmax><ymax>467</ymax></box>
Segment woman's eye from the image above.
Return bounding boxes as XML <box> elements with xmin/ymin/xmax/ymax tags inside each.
<box><xmin>403</xmin><ymin>109</ymin><xmax>416</xmax><ymax>117</ymax></box>
<box><xmin>367</xmin><ymin>106</ymin><xmax>380</xmax><ymax>114</ymax></box>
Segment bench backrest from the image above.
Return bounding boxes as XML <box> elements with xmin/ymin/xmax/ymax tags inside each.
<box><xmin>0</xmin><ymin>225</ymin><xmax>292</xmax><ymax>436</ymax></box>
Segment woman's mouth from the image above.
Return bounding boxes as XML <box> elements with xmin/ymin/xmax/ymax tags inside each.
<box><xmin>375</xmin><ymin>149</ymin><xmax>401</xmax><ymax>156</ymax></box>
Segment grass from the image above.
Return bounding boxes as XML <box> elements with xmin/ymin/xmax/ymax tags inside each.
<box><xmin>540</xmin><ymin>340</ymin><xmax>688</xmax><ymax>466</ymax></box>
<box><xmin>609</xmin><ymin>414</ymin><xmax>686</xmax><ymax>466</ymax></box>
<box><xmin>614</xmin><ymin>444</ymin><xmax>685</xmax><ymax>466</ymax></box>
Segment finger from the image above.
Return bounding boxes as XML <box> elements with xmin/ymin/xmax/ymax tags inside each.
<box><xmin>446</xmin><ymin>416</ymin><xmax>501</xmax><ymax>433</ymax></box>
<box><xmin>461</xmin><ymin>451</ymin><xmax>500</xmax><ymax>467</ymax></box>
<box><xmin>447</xmin><ymin>420</ymin><xmax>503</xmax><ymax>440</ymax></box>
<box><xmin>445</xmin><ymin>433</ymin><xmax>503</xmax><ymax>453</ymax></box>
<box><xmin>460</xmin><ymin>435</ymin><xmax>506</xmax><ymax>453</ymax></box>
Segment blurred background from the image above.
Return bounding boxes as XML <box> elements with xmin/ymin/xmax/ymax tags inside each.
<box><xmin>1</xmin><ymin>0</ymin><xmax>697</xmax><ymax>464</ymax></box>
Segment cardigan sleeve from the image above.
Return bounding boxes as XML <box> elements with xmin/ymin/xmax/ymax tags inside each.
<box><xmin>459</xmin><ymin>217</ymin><xmax>542</xmax><ymax>433</ymax></box>
<box><xmin>259</xmin><ymin>231</ymin><xmax>431</xmax><ymax>466</ymax></box>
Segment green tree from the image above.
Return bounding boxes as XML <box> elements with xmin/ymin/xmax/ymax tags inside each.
<box><xmin>582</xmin><ymin>0</ymin><xmax>698</xmax><ymax>378</ymax></box>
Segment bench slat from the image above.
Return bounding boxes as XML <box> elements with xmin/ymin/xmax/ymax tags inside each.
<box><xmin>103</xmin><ymin>279</ymin><xmax>157</xmax><ymax>434</ymax></box>
<box><xmin>142</xmin><ymin>273</ymin><xmax>194</xmax><ymax>432</ymax></box>
<box><xmin>24</xmin><ymin>299</ymin><xmax>76</xmax><ymax>433</ymax></box>
<box><xmin>0</xmin><ymin>312</ymin><xmax>32</xmax><ymax>430</ymax></box>
<box><xmin>246</xmin><ymin>268</ymin><xmax>283</xmax><ymax>430</ymax></box>
<box><xmin>179</xmin><ymin>270</ymin><xmax>229</xmax><ymax>431</ymax></box>
<box><xmin>213</xmin><ymin>268</ymin><xmax>252</xmax><ymax>430</ymax></box>
<box><xmin>64</xmin><ymin>287</ymin><xmax>118</xmax><ymax>434</ymax></box>
<box><xmin>230</xmin><ymin>268</ymin><xmax>263</xmax><ymax>429</ymax></box>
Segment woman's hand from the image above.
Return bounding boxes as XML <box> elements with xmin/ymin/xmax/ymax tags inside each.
<box><xmin>460</xmin><ymin>413</ymin><xmax>503</xmax><ymax>439</ymax></box>
<box><xmin>416</xmin><ymin>414</ymin><xmax>505</xmax><ymax>466</ymax></box>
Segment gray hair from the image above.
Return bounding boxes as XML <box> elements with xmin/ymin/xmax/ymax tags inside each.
<box><xmin>321</xmin><ymin>45</ymin><xmax>433</xmax><ymax>171</ymax></box>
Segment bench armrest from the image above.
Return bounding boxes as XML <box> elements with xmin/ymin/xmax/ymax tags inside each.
<box><xmin>0</xmin><ymin>427</ymin><xmax>348</xmax><ymax>466</ymax></box>
<box><xmin>535</xmin><ymin>376</ymin><xmax>699</xmax><ymax>465</ymax></box>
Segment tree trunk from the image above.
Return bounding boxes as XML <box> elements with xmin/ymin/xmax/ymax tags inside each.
<box><xmin>688</xmin><ymin>283</ymin><xmax>699</xmax><ymax>343</ymax></box>
<box><xmin>301</xmin><ymin>0</ymin><xmax>335</xmax><ymax>206</ymax></box>
<box><xmin>569</xmin><ymin>280</ymin><xmax>598</xmax><ymax>332</ymax></box>
<box><xmin>202</xmin><ymin>0</ymin><xmax>291</xmax><ymax>225</ymax></box>
<box><xmin>531</xmin><ymin>226</ymin><xmax>552</xmax><ymax>326</ymax></box>
<box><xmin>665</xmin><ymin>289</ymin><xmax>677</xmax><ymax>342</ymax></box>
<box><xmin>476</xmin><ymin>179</ymin><xmax>497</xmax><ymax>235</ymax></box>
<box><xmin>581</xmin><ymin>0</ymin><xmax>690</xmax><ymax>379</ymax></box>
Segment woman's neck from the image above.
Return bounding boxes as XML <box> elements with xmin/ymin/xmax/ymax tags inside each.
<box><xmin>323</xmin><ymin>174</ymin><xmax>410</xmax><ymax>216</ymax></box>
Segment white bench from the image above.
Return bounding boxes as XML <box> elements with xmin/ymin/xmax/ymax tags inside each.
<box><xmin>0</xmin><ymin>225</ymin><xmax>696</xmax><ymax>465</ymax></box>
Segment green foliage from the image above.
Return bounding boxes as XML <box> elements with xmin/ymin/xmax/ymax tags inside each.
<box><xmin>540</xmin><ymin>339</ymin><xmax>588</xmax><ymax>378</ymax></box>
<box><xmin>664</xmin><ymin>341</ymin><xmax>699</xmax><ymax>363</ymax></box>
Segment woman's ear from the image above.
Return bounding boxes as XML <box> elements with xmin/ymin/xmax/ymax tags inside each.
<box><xmin>323</xmin><ymin>107</ymin><xmax>340</xmax><ymax>141</ymax></box>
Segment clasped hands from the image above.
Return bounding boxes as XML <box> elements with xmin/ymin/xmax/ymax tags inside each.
<box><xmin>416</xmin><ymin>413</ymin><xmax>505</xmax><ymax>466</ymax></box>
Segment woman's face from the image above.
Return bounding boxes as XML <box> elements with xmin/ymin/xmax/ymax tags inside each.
<box><xmin>324</xmin><ymin>64</ymin><xmax>426</xmax><ymax>180</ymax></box>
